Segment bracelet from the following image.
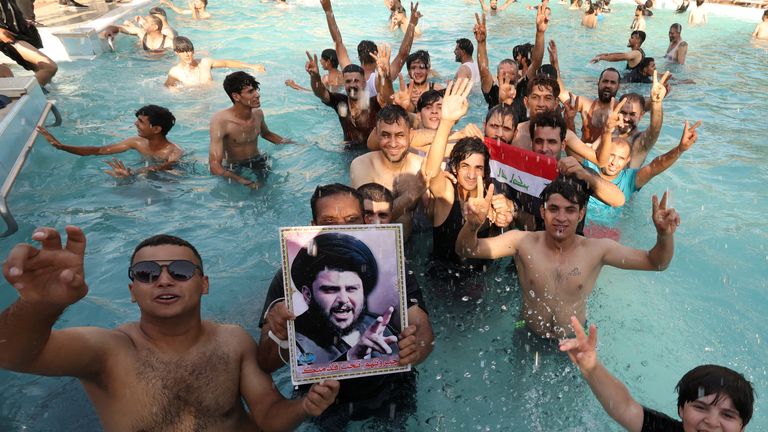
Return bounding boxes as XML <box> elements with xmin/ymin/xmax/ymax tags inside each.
<box><xmin>268</xmin><ymin>330</ymin><xmax>290</xmax><ymax>349</ymax></box>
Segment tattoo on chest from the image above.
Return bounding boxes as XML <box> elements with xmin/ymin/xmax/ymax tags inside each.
<box><xmin>567</xmin><ymin>267</ymin><xmax>581</xmax><ymax>277</ymax></box>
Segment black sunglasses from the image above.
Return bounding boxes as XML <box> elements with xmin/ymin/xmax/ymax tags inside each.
<box><xmin>128</xmin><ymin>260</ymin><xmax>203</xmax><ymax>283</ymax></box>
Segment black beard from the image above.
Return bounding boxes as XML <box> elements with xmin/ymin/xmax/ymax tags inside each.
<box><xmin>598</xmin><ymin>89</ymin><xmax>614</xmax><ymax>103</ymax></box>
<box><xmin>305</xmin><ymin>298</ymin><xmax>368</xmax><ymax>338</ymax></box>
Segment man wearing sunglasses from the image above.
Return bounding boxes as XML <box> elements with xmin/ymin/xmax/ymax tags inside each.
<box><xmin>0</xmin><ymin>226</ymin><xmax>339</xmax><ymax>431</ymax></box>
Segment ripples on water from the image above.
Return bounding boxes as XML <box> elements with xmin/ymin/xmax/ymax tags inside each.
<box><xmin>1</xmin><ymin>0</ymin><xmax>767</xmax><ymax>430</ymax></box>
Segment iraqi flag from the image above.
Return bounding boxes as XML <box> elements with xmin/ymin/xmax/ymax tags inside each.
<box><xmin>484</xmin><ymin>137</ymin><xmax>559</xmax><ymax>199</ymax></box>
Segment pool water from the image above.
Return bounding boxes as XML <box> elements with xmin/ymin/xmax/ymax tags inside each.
<box><xmin>1</xmin><ymin>0</ymin><xmax>767</xmax><ymax>430</ymax></box>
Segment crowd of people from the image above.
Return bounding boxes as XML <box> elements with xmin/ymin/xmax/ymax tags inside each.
<box><xmin>0</xmin><ymin>0</ymin><xmax>762</xmax><ymax>430</ymax></box>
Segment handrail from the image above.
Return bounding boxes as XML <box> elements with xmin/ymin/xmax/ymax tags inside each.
<box><xmin>0</xmin><ymin>101</ymin><xmax>54</xmax><ymax>238</ymax></box>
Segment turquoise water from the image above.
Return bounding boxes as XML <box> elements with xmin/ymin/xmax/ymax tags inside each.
<box><xmin>1</xmin><ymin>0</ymin><xmax>767</xmax><ymax>430</ymax></box>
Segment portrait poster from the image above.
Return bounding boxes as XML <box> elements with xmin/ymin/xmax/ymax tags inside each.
<box><xmin>280</xmin><ymin>224</ymin><xmax>410</xmax><ymax>385</ymax></box>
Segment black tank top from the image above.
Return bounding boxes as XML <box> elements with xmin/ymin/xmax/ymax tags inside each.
<box><xmin>432</xmin><ymin>189</ymin><xmax>490</xmax><ymax>269</ymax></box>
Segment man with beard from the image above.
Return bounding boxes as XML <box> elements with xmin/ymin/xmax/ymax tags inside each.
<box><xmin>36</xmin><ymin>105</ymin><xmax>182</xmax><ymax>179</ymax></box>
<box><xmin>209</xmin><ymin>72</ymin><xmax>292</xmax><ymax>189</ymax></box>
<box><xmin>453</xmin><ymin>38</ymin><xmax>480</xmax><ymax>86</ymax></box>
<box><xmin>559</xmin><ymin>67</ymin><xmax>621</xmax><ymax>144</ymax></box>
<box><xmin>395</xmin><ymin>50</ymin><xmax>444</xmax><ymax>113</ymax></box>
<box><xmin>306</xmin><ymin>45</ymin><xmax>394</xmax><ymax>148</ymax></box>
<box><xmin>664</xmin><ymin>23</ymin><xmax>688</xmax><ymax>64</ymax></box>
<box><xmin>257</xmin><ymin>183</ymin><xmax>434</xmax><ymax>429</ymax></box>
<box><xmin>590</xmin><ymin>30</ymin><xmax>647</xmax><ymax>80</ymax></box>
<box><xmin>291</xmin><ymin>232</ymin><xmax>397</xmax><ymax>365</ymax></box>
<box><xmin>479</xmin><ymin>0</ymin><xmax>516</xmax><ymax>14</ymax></box>
<box><xmin>165</xmin><ymin>37</ymin><xmax>265</xmax><ymax>88</ymax></box>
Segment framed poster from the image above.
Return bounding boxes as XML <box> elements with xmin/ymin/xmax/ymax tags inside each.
<box><xmin>280</xmin><ymin>224</ymin><xmax>410</xmax><ymax>385</ymax></box>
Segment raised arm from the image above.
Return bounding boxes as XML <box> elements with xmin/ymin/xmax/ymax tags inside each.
<box><xmin>635</xmin><ymin>120</ymin><xmax>699</xmax><ymax>189</ymax></box>
<box><xmin>478</xmin><ymin>0</ymin><xmax>490</xmax><ymax>11</ymax></box>
<box><xmin>474</xmin><ymin>13</ymin><xmax>495</xmax><ymax>95</ymax></box>
<box><xmin>631</xmin><ymin>70</ymin><xmax>669</xmax><ymax>168</ymax></box>
<box><xmin>0</xmin><ymin>226</ymin><xmax>112</xmax><ymax>379</ymax></box>
<box><xmin>560</xmin><ymin>317</ymin><xmax>645</xmax><ymax>432</ymax></box>
<box><xmin>320</xmin><ymin>0</ymin><xmax>352</xmax><ymax>68</ymax></box>
<box><xmin>389</xmin><ymin>2</ymin><xmax>422</xmax><ymax>78</ymax></box>
<box><xmin>558</xmin><ymin>157</ymin><xmax>625</xmax><ymax>207</ymax></box>
<box><xmin>37</xmin><ymin>126</ymin><xmax>134</xmax><ymax>156</ymax></box>
<box><xmin>590</xmin><ymin>51</ymin><xmax>638</xmax><ymax>64</ymax></box>
<box><xmin>525</xmin><ymin>0</ymin><xmax>549</xmax><ymax>81</ymax></box>
<box><xmin>602</xmin><ymin>192</ymin><xmax>678</xmax><ymax>271</ymax></box>
<box><xmin>374</xmin><ymin>45</ymin><xmax>395</xmax><ymax>107</ymax></box>
<box><xmin>159</xmin><ymin>0</ymin><xmax>191</xmax><ymax>14</ymax></box>
<box><xmin>306</xmin><ymin>51</ymin><xmax>331</xmax><ymax>104</ymax></box>
<box><xmin>498</xmin><ymin>0</ymin><xmax>516</xmax><ymax>10</ymax></box>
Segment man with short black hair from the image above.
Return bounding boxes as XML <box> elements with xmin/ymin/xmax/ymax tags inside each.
<box><xmin>209</xmin><ymin>72</ymin><xmax>291</xmax><ymax>189</ymax></box>
<box><xmin>166</xmin><ymin>36</ymin><xmax>265</xmax><ymax>87</ymax></box>
<box><xmin>106</xmin><ymin>14</ymin><xmax>174</xmax><ymax>52</ymax></box>
<box><xmin>559</xmin><ymin>67</ymin><xmax>621</xmax><ymax>143</ymax></box>
<box><xmin>0</xmin><ymin>227</ymin><xmax>339</xmax><ymax>431</ymax></box>
<box><xmin>590</xmin><ymin>30</ymin><xmax>647</xmax><ymax>79</ymax></box>
<box><xmin>453</xmin><ymin>37</ymin><xmax>480</xmax><ymax>86</ymax></box>
<box><xmin>37</xmin><ymin>105</ymin><xmax>183</xmax><ymax>178</ymax></box>
<box><xmin>358</xmin><ymin>183</ymin><xmax>394</xmax><ymax>225</ymax></box>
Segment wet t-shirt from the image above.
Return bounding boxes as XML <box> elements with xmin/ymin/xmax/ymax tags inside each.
<box><xmin>323</xmin><ymin>92</ymin><xmax>381</xmax><ymax>148</ymax></box>
<box><xmin>641</xmin><ymin>407</ymin><xmax>684</xmax><ymax>432</ymax></box>
<box><xmin>482</xmin><ymin>78</ymin><xmax>529</xmax><ymax>124</ymax></box>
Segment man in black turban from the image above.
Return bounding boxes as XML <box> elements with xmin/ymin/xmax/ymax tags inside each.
<box><xmin>291</xmin><ymin>232</ymin><xmax>397</xmax><ymax>365</ymax></box>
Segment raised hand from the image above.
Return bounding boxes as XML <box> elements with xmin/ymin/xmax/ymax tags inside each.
<box><xmin>562</xmin><ymin>94</ymin><xmax>579</xmax><ymax>124</ymax></box>
<box><xmin>603</xmin><ymin>97</ymin><xmax>627</xmax><ymax>134</ymax></box>
<box><xmin>305</xmin><ymin>51</ymin><xmax>320</xmax><ymax>76</ymax></box>
<box><xmin>490</xmin><ymin>194</ymin><xmax>514</xmax><ymax>228</ymax></box>
<box><xmin>303</xmin><ymin>380</ymin><xmax>340</xmax><ymax>416</ymax></box>
<box><xmin>650</xmin><ymin>70</ymin><xmax>671</xmax><ymax>103</ymax></box>
<box><xmin>347</xmin><ymin>306</ymin><xmax>398</xmax><ymax>360</ymax></box>
<box><xmin>473</xmin><ymin>12</ymin><xmax>487</xmax><ymax>44</ymax></box>
<box><xmin>547</xmin><ymin>39</ymin><xmax>559</xmax><ymax>65</ymax></box>
<box><xmin>452</xmin><ymin>123</ymin><xmax>485</xmax><ymax>140</ymax></box>
<box><xmin>558</xmin><ymin>156</ymin><xmax>588</xmax><ymax>180</ymax></box>
<box><xmin>678</xmin><ymin>120</ymin><xmax>701</xmax><ymax>152</ymax></box>
<box><xmin>375</xmin><ymin>43</ymin><xmax>392</xmax><ymax>79</ymax></box>
<box><xmin>3</xmin><ymin>226</ymin><xmax>88</xmax><ymax>307</ymax></box>
<box><xmin>463</xmin><ymin>179</ymin><xmax>494</xmax><ymax>229</ymax></box>
<box><xmin>409</xmin><ymin>2</ymin><xmax>422</xmax><ymax>25</ymax></box>
<box><xmin>559</xmin><ymin>316</ymin><xmax>598</xmax><ymax>374</ymax></box>
<box><xmin>651</xmin><ymin>191</ymin><xmax>680</xmax><ymax>236</ymax></box>
<box><xmin>498</xmin><ymin>74</ymin><xmax>516</xmax><ymax>105</ymax></box>
<box><xmin>440</xmin><ymin>79</ymin><xmax>472</xmax><ymax>122</ymax></box>
<box><xmin>392</xmin><ymin>74</ymin><xmax>414</xmax><ymax>111</ymax></box>
<box><xmin>104</xmin><ymin>158</ymin><xmax>132</xmax><ymax>178</ymax></box>
<box><xmin>536</xmin><ymin>0</ymin><xmax>550</xmax><ymax>32</ymax></box>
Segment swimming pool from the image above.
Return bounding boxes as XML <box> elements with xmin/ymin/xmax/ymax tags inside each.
<box><xmin>1</xmin><ymin>0</ymin><xmax>767</xmax><ymax>430</ymax></box>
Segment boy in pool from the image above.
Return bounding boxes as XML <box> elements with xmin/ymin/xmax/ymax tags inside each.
<box><xmin>0</xmin><ymin>227</ymin><xmax>339</xmax><ymax>431</ymax></box>
<box><xmin>165</xmin><ymin>36</ymin><xmax>265</xmax><ymax>88</ymax></box>
<box><xmin>560</xmin><ymin>317</ymin><xmax>755</xmax><ymax>432</ymax></box>
<box><xmin>37</xmin><ymin>105</ymin><xmax>183</xmax><ymax>178</ymax></box>
<box><xmin>209</xmin><ymin>71</ymin><xmax>292</xmax><ymax>189</ymax></box>
<box><xmin>457</xmin><ymin>177</ymin><xmax>679</xmax><ymax>339</ymax></box>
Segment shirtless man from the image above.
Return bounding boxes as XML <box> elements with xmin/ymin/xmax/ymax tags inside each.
<box><xmin>209</xmin><ymin>72</ymin><xmax>291</xmax><ymax>189</ymax></box>
<box><xmin>478</xmin><ymin>0</ymin><xmax>515</xmax><ymax>14</ymax></box>
<box><xmin>456</xmin><ymin>178</ymin><xmax>678</xmax><ymax>338</ymax></box>
<box><xmin>148</xmin><ymin>7</ymin><xmax>178</xmax><ymax>39</ymax></box>
<box><xmin>752</xmin><ymin>10</ymin><xmax>768</xmax><ymax>40</ymax></box>
<box><xmin>107</xmin><ymin>14</ymin><xmax>174</xmax><ymax>52</ymax></box>
<box><xmin>0</xmin><ymin>227</ymin><xmax>339</xmax><ymax>431</ymax></box>
<box><xmin>688</xmin><ymin>0</ymin><xmax>707</xmax><ymax>26</ymax></box>
<box><xmin>285</xmin><ymin>49</ymin><xmax>343</xmax><ymax>92</ymax></box>
<box><xmin>665</xmin><ymin>23</ymin><xmax>688</xmax><ymax>64</ymax></box>
<box><xmin>559</xmin><ymin>68</ymin><xmax>621</xmax><ymax>143</ymax></box>
<box><xmin>165</xmin><ymin>37</ymin><xmax>265</xmax><ymax>87</ymax></box>
<box><xmin>321</xmin><ymin>0</ymin><xmax>419</xmax><ymax>96</ymax></box>
<box><xmin>394</xmin><ymin>50</ymin><xmax>444</xmax><ymax>112</ymax></box>
<box><xmin>582</xmin><ymin>4</ymin><xmax>600</xmax><ymax>29</ymax></box>
<box><xmin>37</xmin><ymin>105</ymin><xmax>182</xmax><ymax>178</ymax></box>
<box><xmin>591</xmin><ymin>30</ymin><xmax>647</xmax><ymax>75</ymax></box>
<box><xmin>306</xmin><ymin>45</ymin><xmax>393</xmax><ymax>148</ymax></box>
<box><xmin>160</xmin><ymin>0</ymin><xmax>211</xmax><ymax>19</ymax></box>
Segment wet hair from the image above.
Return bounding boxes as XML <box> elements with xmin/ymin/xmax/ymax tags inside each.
<box><xmin>497</xmin><ymin>58</ymin><xmax>518</xmax><ymax>75</ymax></box>
<box><xmin>676</xmin><ymin>365</ymin><xmax>755</xmax><ymax>426</ymax></box>
<box><xmin>670</xmin><ymin>23</ymin><xmax>682</xmax><ymax>32</ymax></box>
<box><xmin>173</xmin><ymin>36</ymin><xmax>194</xmax><ymax>53</ymax></box>
<box><xmin>631</xmin><ymin>30</ymin><xmax>647</xmax><ymax>44</ymax></box>
<box><xmin>417</xmin><ymin>89</ymin><xmax>445</xmax><ymax>112</ymax></box>
<box><xmin>526</xmin><ymin>75</ymin><xmax>560</xmax><ymax>98</ymax></box>
<box><xmin>357</xmin><ymin>40</ymin><xmax>377</xmax><ymax>64</ymax></box>
<box><xmin>529</xmin><ymin>110</ymin><xmax>566</xmax><ymax>142</ymax></box>
<box><xmin>540</xmin><ymin>175</ymin><xmax>588</xmax><ymax>209</ymax></box>
<box><xmin>131</xmin><ymin>234</ymin><xmax>203</xmax><ymax>272</ymax></box>
<box><xmin>537</xmin><ymin>64</ymin><xmax>558</xmax><ymax>80</ymax></box>
<box><xmin>291</xmin><ymin>232</ymin><xmax>378</xmax><ymax>296</ymax></box>
<box><xmin>619</xmin><ymin>92</ymin><xmax>646</xmax><ymax>112</ymax></box>
<box><xmin>342</xmin><ymin>64</ymin><xmax>365</xmax><ymax>76</ymax></box>
<box><xmin>321</xmin><ymin>48</ymin><xmax>339</xmax><ymax>68</ymax></box>
<box><xmin>455</xmin><ymin>38</ymin><xmax>474</xmax><ymax>57</ymax></box>
<box><xmin>149</xmin><ymin>6</ymin><xmax>167</xmax><ymax>17</ymax></box>
<box><xmin>146</xmin><ymin>14</ymin><xmax>163</xmax><ymax>31</ymax></box>
<box><xmin>135</xmin><ymin>105</ymin><xmax>175</xmax><ymax>136</ymax></box>
<box><xmin>223</xmin><ymin>71</ymin><xmax>260</xmax><ymax>103</ymax></box>
<box><xmin>376</xmin><ymin>104</ymin><xmax>410</xmax><ymax>127</ymax></box>
<box><xmin>485</xmin><ymin>103</ymin><xmax>517</xmax><ymax>128</ymax></box>
<box><xmin>357</xmin><ymin>183</ymin><xmax>394</xmax><ymax>207</ymax></box>
<box><xmin>447</xmin><ymin>137</ymin><xmax>491</xmax><ymax>186</ymax></box>
<box><xmin>638</xmin><ymin>56</ymin><xmax>655</xmax><ymax>73</ymax></box>
<box><xmin>513</xmin><ymin>43</ymin><xmax>533</xmax><ymax>64</ymax></box>
<box><xmin>599</xmin><ymin>67</ymin><xmax>621</xmax><ymax>82</ymax></box>
<box><xmin>587</xmin><ymin>4</ymin><xmax>596</xmax><ymax>13</ymax></box>
<box><xmin>310</xmin><ymin>183</ymin><xmax>364</xmax><ymax>222</ymax></box>
<box><xmin>406</xmin><ymin>50</ymin><xmax>431</xmax><ymax>69</ymax></box>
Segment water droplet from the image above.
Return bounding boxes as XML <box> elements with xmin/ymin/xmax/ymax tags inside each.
<box><xmin>464</xmin><ymin>372</ymin><xmax>472</xmax><ymax>378</ymax></box>
<box><xmin>461</xmin><ymin>296</ymin><xmax>470</xmax><ymax>302</ymax></box>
